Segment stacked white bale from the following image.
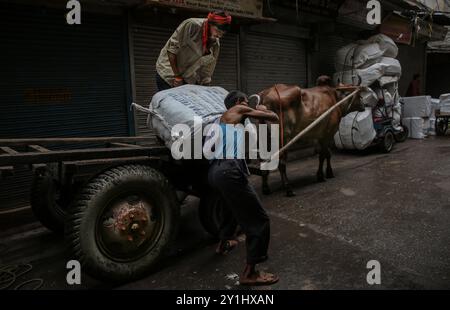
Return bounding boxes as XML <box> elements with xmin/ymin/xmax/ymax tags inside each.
<box><xmin>400</xmin><ymin>96</ymin><xmax>433</xmax><ymax>138</ymax></box>
<box><xmin>333</xmin><ymin>57</ymin><xmax>401</xmax><ymax>86</ymax></box>
<box><xmin>440</xmin><ymin>93</ymin><xmax>450</xmax><ymax>113</ymax></box>
<box><xmin>402</xmin><ymin>117</ymin><xmax>425</xmax><ymax>139</ymax></box>
<box><xmin>334</xmin><ymin>108</ymin><xmax>377</xmax><ymax>150</ymax></box>
<box><xmin>334</xmin><ymin>34</ymin><xmax>403</xmax><ymax>149</ymax></box>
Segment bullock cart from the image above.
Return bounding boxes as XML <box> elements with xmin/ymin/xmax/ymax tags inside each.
<box><xmin>0</xmin><ymin>136</ymin><xmax>212</xmax><ymax>282</ymax></box>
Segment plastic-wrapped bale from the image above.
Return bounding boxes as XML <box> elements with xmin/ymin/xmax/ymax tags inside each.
<box><xmin>334</xmin><ymin>108</ymin><xmax>376</xmax><ymax>150</ymax></box>
<box><xmin>333</xmin><ymin>60</ymin><xmax>401</xmax><ymax>86</ymax></box>
<box><xmin>360</xmin><ymin>88</ymin><xmax>379</xmax><ymax>108</ymax></box>
<box><xmin>400</xmin><ymin>96</ymin><xmax>432</xmax><ymax>118</ymax></box>
<box><xmin>335</xmin><ymin>43</ymin><xmax>384</xmax><ymax>70</ymax></box>
<box><xmin>335</xmin><ymin>34</ymin><xmax>398</xmax><ymax>71</ymax></box>
<box><xmin>147</xmin><ymin>85</ymin><xmax>228</xmax><ymax>149</ymax></box>
<box><xmin>365</xmin><ymin>34</ymin><xmax>398</xmax><ymax>58</ymax></box>
<box><xmin>439</xmin><ymin>93</ymin><xmax>450</xmax><ymax>113</ymax></box>
<box><xmin>402</xmin><ymin>117</ymin><xmax>425</xmax><ymax>139</ymax></box>
<box><xmin>378</xmin><ymin>76</ymin><xmax>399</xmax><ymax>87</ymax></box>
<box><xmin>422</xmin><ymin>117</ymin><xmax>436</xmax><ymax>136</ymax></box>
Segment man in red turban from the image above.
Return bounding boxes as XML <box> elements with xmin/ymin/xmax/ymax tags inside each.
<box><xmin>156</xmin><ymin>11</ymin><xmax>232</xmax><ymax>91</ymax></box>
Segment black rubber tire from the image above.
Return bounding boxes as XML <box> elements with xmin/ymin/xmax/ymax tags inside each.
<box><xmin>30</xmin><ymin>171</ymin><xmax>66</xmax><ymax>233</ymax></box>
<box><xmin>394</xmin><ymin>125</ymin><xmax>409</xmax><ymax>143</ymax></box>
<box><xmin>65</xmin><ymin>165</ymin><xmax>179</xmax><ymax>283</ymax></box>
<box><xmin>381</xmin><ymin>131</ymin><xmax>395</xmax><ymax>153</ymax></box>
<box><xmin>198</xmin><ymin>194</ymin><xmax>222</xmax><ymax>239</ymax></box>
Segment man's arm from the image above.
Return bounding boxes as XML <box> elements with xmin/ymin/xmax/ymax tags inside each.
<box><xmin>166</xmin><ymin>19</ymin><xmax>193</xmax><ymax>86</ymax></box>
<box><xmin>221</xmin><ymin>105</ymin><xmax>278</xmax><ymax>124</ymax></box>
<box><xmin>167</xmin><ymin>52</ymin><xmax>183</xmax><ymax>86</ymax></box>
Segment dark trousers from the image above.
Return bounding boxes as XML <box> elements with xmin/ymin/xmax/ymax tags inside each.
<box><xmin>207</xmin><ymin>159</ymin><xmax>270</xmax><ymax>265</ymax></box>
<box><xmin>156</xmin><ymin>73</ymin><xmax>172</xmax><ymax>91</ymax></box>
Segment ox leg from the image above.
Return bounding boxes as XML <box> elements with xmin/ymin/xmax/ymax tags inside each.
<box><xmin>325</xmin><ymin>146</ymin><xmax>335</xmax><ymax>179</ymax></box>
<box><xmin>262</xmin><ymin>170</ymin><xmax>271</xmax><ymax>195</ymax></box>
<box><xmin>279</xmin><ymin>154</ymin><xmax>295</xmax><ymax>197</ymax></box>
<box><xmin>317</xmin><ymin>143</ymin><xmax>326</xmax><ymax>183</ymax></box>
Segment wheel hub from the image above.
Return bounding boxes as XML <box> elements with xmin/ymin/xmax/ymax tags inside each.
<box><xmin>99</xmin><ymin>196</ymin><xmax>158</xmax><ymax>259</ymax></box>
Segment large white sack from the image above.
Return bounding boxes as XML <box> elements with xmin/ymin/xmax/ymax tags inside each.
<box><xmin>335</xmin><ymin>43</ymin><xmax>384</xmax><ymax>70</ymax></box>
<box><xmin>378</xmin><ymin>75</ymin><xmax>399</xmax><ymax>87</ymax></box>
<box><xmin>334</xmin><ymin>61</ymin><xmax>401</xmax><ymax>86</ymax></box>
<box><xmin>147</xmin><ymin>85</ymin><xmax>228</xmax><ymax>149</ymax></box>
<box><xmin>335</xmin><ymin>34</ymin><xmax>398</xmax><ymax>70</ymax></box>
<box><xmin>400</xmin><ymin>96</ymin><xmax>432</xmax><ymax>118</ymax></box>
<box><xmin>365</xmin><ymin>34</ymin><xmax>398</xmax><ymax>58</ymax></box>
<box><xmin>439</xmin><ymin>93</ymin><xmax>450</xmax><ymax>113</ymax></box>
<box><xmin>334</xmin><ymin>108</ymin><xmax>376</xmax><ymax>150</ymax></box>
<box><xmin>335</xmin><ymin>43</ymin><xmax>358</xmax><ymax>71</ymax></box>
<box><xmin>360</xmin><ymin>88</ymin><xmax>379</xmax><ymax>107</ymax></box>
<box><xmin>431</xmin><ymin>98</ymin><xmax>440</xmax><ymax>116</ymax></box>
<box><xmin>371</xmin><ymin>57</ymin><xmax>402</xmax><ymax>75</ymax></box>
<box><xmin>402</xmin><ymin>117</ymin><xmax>425</xmax><ymax>139</ymax></box>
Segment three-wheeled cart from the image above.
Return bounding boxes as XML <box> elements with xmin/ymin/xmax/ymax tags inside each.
<box><xmin>0</xmin><ymin>136</ymin><xmax>214</xmax><ymax>282</ymax></box>
<box><xmin>372</xmin><ymin>97</ymin><xmax>408</xmax><ymax>153</ymax></box>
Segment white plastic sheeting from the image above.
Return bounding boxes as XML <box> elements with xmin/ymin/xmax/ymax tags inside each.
<box><xmin>333</xmin><ymin>59</ymin><xmax>401</xmax><ymax>86</ymax></box>
<box><xmin>335</xmin><ymin>34</ymin><xmax>399</xmax><ymax>70</ymax></box>
<box><xmin>439</xmin><ymin>93</ymin><xmax>450</xmax><ymax>113</ymax></box>
<box><xmin>146</xmin><ymin>85</ymin><xmax>228</xmax><ymax>149</ymax></box>
<box><xmin>402</xmin><ymin>117</ymin><xmax>425</xmax><ymax>139</ymax></box>
<box><xmin>365</xmin><ymin>34</ymin><xmax>398</xmax><ymax>58</ymax></box>
<box><xmin>334</xmin><ymin>108</ymin><xmax>376</xmax><ymax>150</ymax></box>
<box><xmin>400</xmin><ymin>96</ymin><xmax>432</xmax><ymax>118</ymax></box>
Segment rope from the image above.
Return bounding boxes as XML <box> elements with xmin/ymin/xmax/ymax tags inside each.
<box><xmin>0</xmin><ymin>264</ymin><xmax>43</xmax><ymax>290</ymax></box>
<box><xmin>273</xmin><ymin>85</ymin><xmax>285</xmax><ymax>148</ymax></box>
<box><xmin>267</xmin><ymin>88</ymin><xmax>361</xmax><ymax>162</ymax></box>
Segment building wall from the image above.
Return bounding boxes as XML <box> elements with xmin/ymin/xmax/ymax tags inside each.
<box><xmin>426</xmin><ymin>53</ymin><xmax>450</xmax><ymax>98</ymax></box>
<box><xmin>397</xmin><ymin>43</ymin><xmax>427</xmax><ymax>97</ymax></box>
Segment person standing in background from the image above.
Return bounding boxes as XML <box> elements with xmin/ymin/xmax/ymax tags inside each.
<box><xmin>406</xmin><ymin>74</ymin><xmax>421</xmax><ymax>97</ymax></box>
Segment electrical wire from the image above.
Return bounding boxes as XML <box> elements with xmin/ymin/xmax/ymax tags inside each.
<box><xmin>0</xmin><ymin>264</ymin><xmax>43</xmax><ymax>290</ymax></box>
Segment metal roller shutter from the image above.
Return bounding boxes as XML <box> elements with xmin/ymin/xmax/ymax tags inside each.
<box><xmin>213</xmin><ymin>33</ymin><xmax>239</xmax><ymax>91</ymax></box>
<box><xmin>243</xmin><ymin>31</ymin><xmax>308</xmax><ymax>95</ymax></box>
<box><xmin>0</xmin><ymin>3</ymin><xmax>129</xmax><ymax>211</ymax></box>
<box><xmin>131</xmin><ymin>24</ymin><xmax>173</xmax><ymax>138</ymax></box>
<box><xmin>131</xmin><ymin>19</ymin><xmax>239</xmax><ymax>137</ymax></box>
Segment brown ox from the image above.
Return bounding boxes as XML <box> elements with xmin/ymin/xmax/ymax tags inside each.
<box><xmin>257</xmin><ymin>76</ymin><xmax>363</xmax><ymax>197</ymax></box>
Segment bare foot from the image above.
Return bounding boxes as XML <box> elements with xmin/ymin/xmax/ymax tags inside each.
<box><xmin>239</xmin><ymin>271</ymin><xmax>279</xmax><ymax>286</ymax></box>
<box><xmin>215</xmin><ymin>239</ymin><xmax>239</xmax><ymax>255</ymax></box>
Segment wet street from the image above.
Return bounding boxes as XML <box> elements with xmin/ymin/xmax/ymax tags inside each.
<box><xmin>1</xmin><ymin>137</ymin><xmax>450</xmax><ymax>290</ymax></box>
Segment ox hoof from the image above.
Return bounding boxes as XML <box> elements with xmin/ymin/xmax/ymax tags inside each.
<box><xmin>317</xmin><ymin>176</ymin><xmax>326</xmax><ymax>183</ymax></box>
<box><xmin>326</xmin><ymin>172</ymin><xmax>335</xmax><ymax>179</ymax></box>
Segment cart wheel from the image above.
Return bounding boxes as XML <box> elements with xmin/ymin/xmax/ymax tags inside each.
<box><xmin>381</xmin><ymin>131</ymin><xmax>395</xmax><ymax>153</ymax></box>
<box><xmin>394</xmin><ymin>125</ymin><xmax>409</xmax><ymax>143</ymax></box>
<box><xmin>65</xmin><ymin>165</ymin><xmax>179</xmax><ymax>283</ymax></box>
<box><xmin>30</xmin><ymin>171</ymin><xmax>67</xmax><ymax>233</ymax></box>
<box><xmin>436</xmin><ymin>118</ymin><xmax>448</xmax><ymax>136</ymax></box>
<box><xmin>198</xmin><ymin>194</ymin><xmax>222</xmax><ymax>239</ymax></box>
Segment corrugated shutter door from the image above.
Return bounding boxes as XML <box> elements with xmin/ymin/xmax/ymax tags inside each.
<box><xmin>131</xmin><ymin>21</ymin><xmax>239</xmax><ymax>137</ymax></box>
<box><xmin>243</xmin><ymin>32</ymin><xmax>308</xmax><ymax>94</ymax></box>
<box><xmin>213</xmin><ymin>33</ymin><xmax>239</xmax><ymax>91</ymax></box>
<box><xmin>131</xmin><ymin>24</ymin><xmax>173</xmax><ymax>138</ymax></box>
<box><xmin>0</xmin><ymin>3</ymin><xmax>129</xmax><ymax>211</ymax></box>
